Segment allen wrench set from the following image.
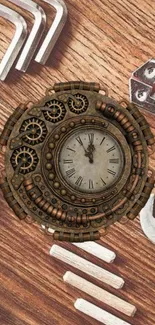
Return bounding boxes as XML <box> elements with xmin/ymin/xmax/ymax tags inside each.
<box><xmin>0</xmin><ymin>0</ymin><xmax>68</xmax><ymax>81</ymax></box>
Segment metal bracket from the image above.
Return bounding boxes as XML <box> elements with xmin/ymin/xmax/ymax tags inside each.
<box><xmin>0</xmin><ymin>4</ymin><xmax>27</xmax><ymax>81</ymax></box>
<box><xmin>129</xmin><ymin>59</ymin><xmax>155</xmax><ymax>115</ymax></box>
<box><xmin>8</xmin><ymin>0</ymin><xmax>46</xmax><ymax>72</ymax></box>
<box><xmin>140</xmin><ymin>194</ymin><xmax>155</xmax><ymax>244</ymax></box>
<box><xmin>35</xmin><ymin>0</ymin><xmax>68</xmax><ymax>65</ymax></box>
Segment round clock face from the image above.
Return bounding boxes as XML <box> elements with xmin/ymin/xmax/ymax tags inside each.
<box><xmin>58</xmin><ymin>127</ymin><xmax>124</xmax><ymax>193</ymax></box>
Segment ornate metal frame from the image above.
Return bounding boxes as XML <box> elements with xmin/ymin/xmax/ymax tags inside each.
<box><xmin>0</xmin><ymin>81</ymin><xmax>154</xmax><ymax>242</ymax></box>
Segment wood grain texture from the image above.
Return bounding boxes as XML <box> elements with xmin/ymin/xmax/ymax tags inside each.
<box><xmin>0</xmin><ymin>0</ymin><xmax>155</xmax><ymax>324</ymax></box>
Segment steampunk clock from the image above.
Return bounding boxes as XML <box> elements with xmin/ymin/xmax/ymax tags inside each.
<box><xmin>0</xmin><ymin>81</ymin><xmax>155</xmax><ymax>242</ymax></box>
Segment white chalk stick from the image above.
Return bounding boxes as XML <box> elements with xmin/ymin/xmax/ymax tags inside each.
<box><xmin>73</xmin><ymin>241</ymin><xmax>116</xmax><ymax>263</ymax></box>
<box><xmin>42</xmin><ymin>225</ymin><xmax>116</xmax><ymax>263</ymax></box>
<box><xmin>74</xmin><ymin>299</ymin><xmax>132</xmax><ymax>325</ymax></box>
<box><xmin>50</xmin><ymin>245</ymin><xmax>124</xmax><ymax>289</ymax></box>
<box><xmin>63</xmin><ymin>271</ymin><xmax>136</xmax><ymax>317</ymax></box>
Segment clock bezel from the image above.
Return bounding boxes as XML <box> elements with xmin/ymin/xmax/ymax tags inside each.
<box><xmin>42</xmin><ymin>115</ymin><xmax>132</xmax><ymax>206</ymax></box>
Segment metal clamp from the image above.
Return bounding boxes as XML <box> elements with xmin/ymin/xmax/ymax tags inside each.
<box><xmin>0</xmin><ymin>4</ymin><xmax>27</xmax><ymax>81</ymax></box>
<box><xmin>129</xmin><ymin>59</ymin><xmax>155</xmax><ymax>115</ymax></box>
<box><xmin>35</xmin><ymin>0</ymin><xmax>68</xmax><ymax>65</ymax></box>
<box><xmin>8</xmin><ymin>0</ymin><xmax>46</xmax><ymax>72</ymax></box>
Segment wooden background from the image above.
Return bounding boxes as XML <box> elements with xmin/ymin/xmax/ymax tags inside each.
<box><xmin>0</xmin><ymin>0</ymin><xmax>155</xmax><ymax>324</ymax></box>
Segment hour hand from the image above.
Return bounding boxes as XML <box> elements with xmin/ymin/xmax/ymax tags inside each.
<box><xmin>85</xmin><ymin>151</ymin><xmax>94</xmax><ymax>163</ymax></box>
<box><xmin>87</xmin><ymin>143</ymin><xmax>95</xmax><ymax>152</ymax></box>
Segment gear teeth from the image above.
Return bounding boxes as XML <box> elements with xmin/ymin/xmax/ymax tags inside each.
<box><xmin>68</xmin><ymin>93</ymin><xmax>89</xmax><ymax>114</ymax></box>
<box><xmin>20</xmin><ymin>117</ymin><xmax>47</xmax><ymax>145</ymax></box>
<box><xmin>11</xmin><ymin>146</ymin><xmax>38</xmax><ymax>174</ymax></box>
<box><xmin>43</xmin><ymin>99</ymin><xmax>66</xmax><ymax>123</ymax></box>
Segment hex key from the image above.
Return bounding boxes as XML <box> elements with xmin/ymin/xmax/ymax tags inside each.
<box><xmin>0</xmin><ymin>4</ymin><xmax>27</xmax><ymax>81</ymax></box>
<box><xmin>35</xmin><ymin>0</ymin><xmax>68</xmax><ymax>65</ymax></box>
<box><xmin>8</xmin><ymin>0</ymin><xmax>46</xmax><ymax>72</ymax></box>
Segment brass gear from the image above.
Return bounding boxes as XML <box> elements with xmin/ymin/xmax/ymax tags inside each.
<box><xmin>68</xmin><ymin>93</ymin><xmax>89</xmax><ymax>114</ymax></box>
<box><xmin>43</xmin><ymin>99</ymin><xmax>66</xmax><ymax>123</ymax></box>
<box><xmin>11</xmin><ymin>146</ymin><xmax>38</xmax><ymax>174</ymax></box>
<box><xmin>20</xmin><ymin>118</ymin><xmax>47</xmax><ymax>145</ymax></box>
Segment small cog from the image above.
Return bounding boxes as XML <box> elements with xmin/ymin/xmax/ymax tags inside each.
<box><xmin>43</xmin><ymin>99</ymin><xmax>66</xmax><ymax>123</ymax></box>
<box><xmin>68</xmin><ymin>93</ymin><xmax>89</xmax><ymax>114</ymax></box>
<box><xmin>11</xmin><ymin>146</ymin><xmax>38</xmax><ymax>174</ymax></box>
<box><xmin>20</xmin><ymin>118</ymin><xmax>47</xmax><ymax>145</ymax></box>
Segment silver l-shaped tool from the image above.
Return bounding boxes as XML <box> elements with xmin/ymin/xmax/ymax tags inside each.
<box><xmin>0</xmin><ymin>4</ymin><xmax>27</xmax><ymax>81</ymax></box>
<box><xmin>35</xmin><ymin>0</ymin><xmax>68</xmax><ymax>65</ymax></box>
<box><xmin>8</xmin><ymin>0</ymin><xmax>46</xmax><ymax>72</ymax></box>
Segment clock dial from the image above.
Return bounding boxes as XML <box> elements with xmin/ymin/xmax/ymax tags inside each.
<box><xmin>59</xmin><ymin>128</ymin><xmax>124</xmax><ymax>193</ymax></box>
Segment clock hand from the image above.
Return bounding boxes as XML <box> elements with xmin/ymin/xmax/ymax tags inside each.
<box><xmin>88</xmin><ymin>143</ymin><xmax>95</xmax><ymax>152</ymax></box>
<box><xmin>85</xmin><ymin>150</ymin><xmax>94</xmax><ymax>163</ymax></box>
<box><xmin>85</xmin><ymin>142</ymin><xmax>95</xmax><ymax>163</ymax></box>
<box><xmin>89</xmin><ymin>152</ymin><xmax>94</xmax><ymax>164</ymax></box>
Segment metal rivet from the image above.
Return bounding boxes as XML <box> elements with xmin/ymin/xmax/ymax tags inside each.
<box><xmin>34</xmin><ymin>176</ymin><xmax>41</xmax><ymax>182</ymax></box>
<box><xmin>46</xmin><ymin>163</ymin><xmax>52</xmax><ymax>170</ymax></box>
<box><xmin>61</xmin><ymin>127</ymin><xmax>66</xmax><ymax>133</ymax></box>
<box><xmin>49</xmin><ymin>173</ymin><xmax>55</xmax><ymax>180</ymax></box>
<box><xmin>49</xmin><ymin>142</ymin><xmax>55</xmax><ymax>149</ymax></box>
<box><xmin>46</xmin><ymin>152</ymin><xmax>52</xmax><ymax>160</ymax></box>
<box><xmin>54</xmin><ymin>182</ymin><xmax>60</xmax><ymax>189</ymax></box>
<box><xmin>61</xmin><ymin>189</ymin><xmax>67</xmax><ymax>195</ymax></box>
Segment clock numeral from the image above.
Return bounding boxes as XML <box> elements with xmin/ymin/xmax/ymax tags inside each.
<box><xmin>109</xmin><ymin>158</ymin><xmax>119</xmax><ymax>164</ymax></box>
<box><xmin>107</xmin><ymin>146</ymin><xmax>116</xmax><ymax>153</ymax></box>
<box><xmin>89</xmin><ymin>179</ymin><xmax>94</xmax><ymax>189</ymax></box>
<box><xmin>67</xmin><ymin>147</ymin><xmax>76</xmax><ymax>153</ymax></box>
<box><xmin>100</xmin><ymin>136</ymin><xmax>105</xmax><ymax>145</ymax></box>
<box><xmin>76</xmin><ymin>136</ymin><xmax>83</xmax><ymax>146</ymax></box>
<box><xmin>75</xmin><ymin>176</ymin><xmax>83</xmax><ymax>187</ymax></box>
<box><xmin>63</xmin><ymin>159</ymin><xmax>73</xmax><ymax>164</ymax></box>
<box><xmin>101</xmin><ymin>178</ymin><xmax>106</xmax><ymax>185</ymax></box>
<box><xmin>88</xmin><ymin>133</ymin><xmax>94</xmax><ymax>144</ymax></box>
<box><xmin>66</xmin><ymin>168</ymin><xmax>76</xmax><ymax>178</ymax></box>
<box><xmin>107</xmin><ymin>169</ymin><xmax>116</xmax><ymax>176</ymax></box>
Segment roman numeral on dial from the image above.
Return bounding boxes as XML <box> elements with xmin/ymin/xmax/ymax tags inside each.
<box><xmin>100</xmin><ymin>137</ymin><xmax>105</xmax><ymax>145</ymax></box>
<box><xmin>107</xmin><ymin>169</ymin><xmax>116</xmax><ymax>176</ymax></box>
<box><xmin>88</xmin><ymin>133</ymin><xmax>94</xmax><ymax>143</ymax></box>
<box><xmin>75</xmin><ymin>176</ymin><xmax>83</xmax><ymax>187</ymax></box>
<box><xmin>89</xmin><ymin>179</ymin><xmax>94</xmax><ymax>189</ymax></box>
<box><xmin>107</xmin><ymin>146</ymin><xmax>116</xmax><ymax>153</ymax></box>
<box><xmin>63</xmin><ymin>159</ymin><xmax>73</xmax><ymax>164</ymax></box>
<box><xmin>67</xmin><ymin>147</ymin><xmax>76</xmax><ymax>152</ymax></box>
<box><xmin>66</xmin><ymin>168</ymin><xmax>76</xmax><ymax>178</ymax></box>
<box><xmin>76</xmin><ymin>136</ymin><xmax>83</xmax><ymax>146</ymax></box>
<box><xmin>101</xmin><ymin>178</ymin><xmax>106</xmax><ymax>185</ymax></box>
<box><xmin>109</xmin><ymin>158</ymin><xmax>119</xmax><ymax>164</ymax></box>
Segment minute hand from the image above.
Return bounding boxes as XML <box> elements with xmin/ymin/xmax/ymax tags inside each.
<box><xmin>85</xmin><ymin>147</ymin><xmax>94</xmax><ymax>163</ymax></box>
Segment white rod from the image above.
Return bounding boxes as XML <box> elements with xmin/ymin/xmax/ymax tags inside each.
<box><xmin>73</xmin><ymin>242</ymin><xmax>116</xmax><ymax>263</ymax></box>
<box><xmin>63</xmin><ymin>271</ymin><xmax>136</xmax><ymax>317</ymax></box>
<box><xmin>50</xmin><ymin>245</ymin><xmax>124</xmax><ymax>289</ymax></box>
<box><xmin>74</xmin><ymin>299</ymin><xmax>132</xmax><ymax>325</ymax></box>
<box><xmin>42</xmin><ymin>225</ymin><xmax>116</xmax><ymax>263</ymax></box>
